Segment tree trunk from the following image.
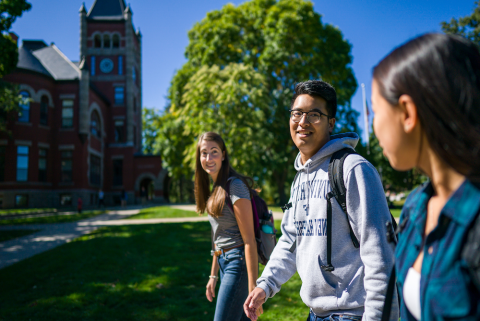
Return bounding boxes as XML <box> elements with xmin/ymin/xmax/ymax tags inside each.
<box><xmin>275</xmin><ymin>168</ymin><xmax>288</xmax><ymax>206</ymax></box>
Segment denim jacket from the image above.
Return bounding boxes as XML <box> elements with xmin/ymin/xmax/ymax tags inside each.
<box><xmin>395</xmin><ymin>180</ymin><xmax>480</xmax><ymax>320</ymax></box>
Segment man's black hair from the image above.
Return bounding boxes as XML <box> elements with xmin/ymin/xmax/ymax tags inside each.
<box><xmin>291</xmin><ymin>80</ymin><xmax>337</xmax><ymax>119</ymax></box>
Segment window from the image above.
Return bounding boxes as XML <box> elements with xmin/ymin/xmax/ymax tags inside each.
<box><xmin>62</xmin><ymin>100</ymin><xmax>74</xmax><ymax>128</ymax></box>
<box><xmin>40</xmin><ymin>95</ymin><xmax>48</xmax><ymax>125</ymax></box>
<box><xmin>0</xmin><ymin>146</ymin><xmax>5</xmax><ymax>182</ymax></box>
<box><xmin>90</xmin><ymin>155</ymin><xmax>101</xmax><ymax>185</ymax></box>
<box><xmin>113</xmin><ymin>159</ymin><xmax>123</xmax><ymax>185</ymax></box>
<box><xmin>60</xmin><ymin>194</ymin><xmax>72</xmax><ymax>206</ymax></box>
<box><xmin>38</xmin><ymin>148</ymin><xmax>47</xmax><ymax>182</ymax></box>
<box><xmin>103</xmin><ymin>34</ymin><xmax>110</xmax><ymax>48</ymax></box>
<box><xmin>112</xmin><ymin>34</ymin><xmax>120</xmax><ymax>48</ymax></box>
<box><xmin>133</xmin><ymin>97</ymin><xmax>136</xmax><ymax>113</ymax></box>
<box><xmin>114</xmin><ymin>87</ymin><xmax>124</xmax><ymax>105</ymax></box>
<box><xmin>118</xmin><ymin>56</ymin><xmax>123</xmax><ymax>75</ymax></box>
<box><xmin>18</xmin><ymin>91</ymin><xmax>30</xmax><ymax>122</ymax></box>
<box><xmin>61</xmin><ymin>151</ymin><xmax>73</xmax><ymax>183</ymax></box>
<box><xmin>16</xmin><ymin>146</ymin><xmax>29</xmax><ymax>181</ymax></box>
<box><xmin>15</xmin><ymin>194</ymin><xmax>28</xmax><ymax>207</ymax></box>
<box><xmin>91</xmin><ymin>56</ymin><xmax>96</xmax><ymax>76</ymax></box>
<box><xmin>114</xmin><ymin>120</ymin><xmax>124</xmax><ymax>142</ymax></box>
<box><xmin>90</xmin><ymin>111</ymin><xmax>101</xmax><ymax>138</ymax></box>
<box><xmin>94</xmin><ymin>34</ymin><xmax>101</xmax><ymax>48</ymax></box>
<box><xmin>132</xmin><ymin>66</ymin><xmax>136</xmax><ymax>83</ymax></box>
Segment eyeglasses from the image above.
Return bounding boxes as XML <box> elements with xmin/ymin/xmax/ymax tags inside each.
<box><xmin>289</xmin><ymin>109</ymin><xmax>329</xmax><ymax>124</ymax></box>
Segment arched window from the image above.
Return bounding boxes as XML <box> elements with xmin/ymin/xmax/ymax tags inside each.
<box><xmin>18</xmin><ymin>91</ymin><xmax>30</xmax><ymax>123</ymax></box>
<box><xmin>40</xmin><ymin>95</ymin><xmax>48</xmax><ymax>125</ymax></box>
<box><xmin>103</xmin><ymin>34</ymin><xmax>110</xmax><ymax>48</ymax></box>
<box><xmin>90</xmin><ymin>111</ymin><xmax>101</xmax><ymax>138</ymax></box>
<box><xmin>94</xmin><ymin>34</ymin><xmax>101</xmax><ymax>48</ymax></box>
<box><xmin>112</xmin><ymin>34</ymin><xmax>120</xmax><ymax>48</ymax></box>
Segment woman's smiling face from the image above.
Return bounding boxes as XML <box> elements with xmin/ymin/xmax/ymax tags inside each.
<box><xmin>199</xmin><ymin>140</ymin><xmax>225</xmax><ymax>181</ymax></box>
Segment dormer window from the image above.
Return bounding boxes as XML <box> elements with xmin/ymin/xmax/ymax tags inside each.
<box><xmin>94</xmin><ymin>34</ymin><xmax>101</xmax><ymax>48</ymax></box>
<box><xmin>112</xmin><ymin>34</ymin><xmax>120</xmax><ymax>48</ymax></box>
<box><xmin>103</xmin><ymin>34</ymin><xmax>111</xmax><ymax>48</ymax></box>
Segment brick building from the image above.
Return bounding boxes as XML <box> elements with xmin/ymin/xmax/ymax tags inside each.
<box><xmin>0</xmin><ymin>0</ymin><xmax>166</xmax><ymax>208</ymax></box>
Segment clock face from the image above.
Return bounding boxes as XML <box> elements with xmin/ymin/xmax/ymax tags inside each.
<box><xmin>99</xmin><ymin>58</ymin><xmax>114</xmax><ymax>74</ymax></box>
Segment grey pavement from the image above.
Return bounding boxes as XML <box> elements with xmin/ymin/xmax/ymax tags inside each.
<box><xmin>0</xmin><ymin>204</ymin><xmax>285</xmax><ymax>270</ymax></box>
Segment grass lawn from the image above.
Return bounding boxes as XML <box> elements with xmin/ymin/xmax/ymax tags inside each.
<box><xmin>127</xmin><ymin>206</ymin><xmax>199</xmax><ymax>219</ymax></box>
<box><xmin>0</xmin><ymin>229</ymin><xmax>40</xmax><ymax>242</ymax></box>
<box><xmin>0</xmin><ymin>211</ymin><xmax>105</xmax><ymax>226</ymax></box>
<box><xmin>0</xmin><ymin>220</ymin><xmax>305</xmax><ymax>321</ymax></box>
<box><xmin>0</xmin><ymin>208</ymin><xmax>57</xmax><ymax>216</ymax></box>
<box><xmin>391</xmin><ymin>209</ymin><xmax>402</xmax><ymax>218</ymax></box>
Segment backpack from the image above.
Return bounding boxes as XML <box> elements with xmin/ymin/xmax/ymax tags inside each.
<box><xmin>224</xmin><ymin>178</ymin><xmax>277</xmax><ymax>265</ymax></box>
<box><xmin>284</xmin><ymin>148</ymin><xmax>398</xmax><ymax>273</ymax></box>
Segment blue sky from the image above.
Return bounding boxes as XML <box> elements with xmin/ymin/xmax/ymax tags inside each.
<box><xmin>11</xmin><ymin>0</ymin><xmax>475</xmax><ymax>137</ymax></box>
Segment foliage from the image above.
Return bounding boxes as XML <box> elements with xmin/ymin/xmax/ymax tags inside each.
<box><xmin>142</xmin><ymin>107</ymin><xmax>161</xmax><ymax>155</ymax></box>
<box><xmin>357</xmin><ymin>133</ymin><xmax>427</xmax><ymax>193</ymax></box>
<box><xmin>0</xmin><ymin>0</ymin><xmax>31</xmax><ymax>133</ymax></box>
<box><xmin>0</xmin><ymin>0</ymin><xmax>31</xmax><ymax>77</ymax></box>
<box><xmin>442</xmin><ymin>1</ymin><xmax>480</xmax><ymax>44</ymax></box>
<box><xmin>0</xmin><ymin>220</ymin><xmax>306</xmax><ymax>320</ymax></box>
<box><xmin>156</xmin><ymin>0</ymin><xmax>358</xmax><ymax>204</ymax></box>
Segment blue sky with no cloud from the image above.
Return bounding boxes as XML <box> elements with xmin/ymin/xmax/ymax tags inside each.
<box><xmin>11</xmin><ymin>0</ymin><xmax>475</xmax><ymax>137</ymax></box>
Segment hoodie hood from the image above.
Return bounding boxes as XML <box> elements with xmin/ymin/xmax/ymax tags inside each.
<box><xmin>294</xmin><ymin>132</ymin><xmax>359</xmax><ymax>172</ymax></box>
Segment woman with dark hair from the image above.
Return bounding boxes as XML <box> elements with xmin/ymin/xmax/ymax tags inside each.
<box><xmin>195</xmin><ymin>132</ymin><xmax>261</xmax><ymax>321</ymax></box>
<box><xmin>372</xmin><ymin>33</ymin><xmax>480</xmax><ymax>320</ymax></box>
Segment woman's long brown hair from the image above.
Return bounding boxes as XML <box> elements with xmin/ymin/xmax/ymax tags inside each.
<box><xmin>195</xmin><ymin>132</ymin><xmax>254</xmax><ymax>217</ymax></box>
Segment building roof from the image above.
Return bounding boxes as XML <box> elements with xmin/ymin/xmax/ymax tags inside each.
<box><xmin>17</xmin><ymin>45</ymin><xmax>52</xmax><ymax>77</ymax></box>
<box><xmin>32</xmin><ymin>45</ymin><xmax>80</xmax><ymax>80</ymax></box>
<box><xmin>17</xmin><ymin>41</ymin><xmax>80</xmax><ymax>81</ymax></box>
<box><xmin>87</xmin><ymin>0</ymin><xmax>127</xmax><ymax>20</ymax></box>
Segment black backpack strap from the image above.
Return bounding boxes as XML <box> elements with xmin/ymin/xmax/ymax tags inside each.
<box><xmin>321</xmin><ymin>191</ymin><xmax>335</xmax><ymax>272</ymax></box>
<box><xmin>462</xmin><ymin>210</ymin><xmax>480</xmax><ymax>292</ymax></box>
<box><xmin>381</xmin><ymin>265</ymin><xmax>397</xmax><ymax>321</ymax></box>
<box><xmin>328</xmin><ymin>148</ymin><xmax>360</xmax><ymax>248</ymax></box>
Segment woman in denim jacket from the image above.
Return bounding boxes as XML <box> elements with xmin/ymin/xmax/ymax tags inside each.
<box><xmin>371</xmin><ymin>33</ymin><xmax>480</xmax><ymax>320</ymax></box>
<box><xmin>194</xmin><ymin>132</ymin><xmax>261</xmax><ymax>321</ymax></box>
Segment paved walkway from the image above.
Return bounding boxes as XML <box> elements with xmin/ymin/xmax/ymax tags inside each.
<box><xmin>0</xmin><ymin>204</ymin><xmax>284</xmax><ymax>270</ymax></box>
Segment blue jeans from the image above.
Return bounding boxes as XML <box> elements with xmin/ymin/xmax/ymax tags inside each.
<box><xmin>214</xmin><ymin>246</ymin><xmax>250</xmax><ymax>321</ymax></box>
<box><xmin>307</xmin><ymin>310</ymin><xmax>362</xmax><ymax>321</ymax></box>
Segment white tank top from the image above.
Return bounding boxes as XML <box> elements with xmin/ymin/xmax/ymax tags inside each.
<box><xmin>403</xmin><ymin>267</ymin><xmax>421</xmax><ymax>320</ymax></box>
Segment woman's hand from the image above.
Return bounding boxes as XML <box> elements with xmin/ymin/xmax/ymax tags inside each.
<box><xmin>206</xmin><ymin>278</ymin><xmax>217</xmax><ymax>302</ymax></box>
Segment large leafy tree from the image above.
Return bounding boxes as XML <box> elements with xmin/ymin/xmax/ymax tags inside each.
<box><xmin>159</xmin><ymin>0</ymin><xmax>358</xmax><ymax>204</ymax></box>
<box><xmin>442</xmin><ymin>1</ymin><xmax>480</xmax><ymax>44</ymax></box>
<box><xmin>0</xmin><ymin>0</ymin><xmax>31</xmax><ymax>134</ymax></box>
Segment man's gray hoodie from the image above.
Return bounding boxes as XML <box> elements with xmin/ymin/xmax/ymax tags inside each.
<box><xmin>257</xmin><ymin>133</ymin><xmax>399</xmax><ymax>320</ymax></box>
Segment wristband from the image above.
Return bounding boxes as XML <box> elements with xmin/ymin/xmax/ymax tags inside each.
<box><xmin>209</xmin><ymin>275</ymin><xmax>218</xmax><ymax>279</ymax></box>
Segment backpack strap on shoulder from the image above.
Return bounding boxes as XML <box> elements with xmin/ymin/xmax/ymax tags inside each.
<box><xmin>462</xmin><ymin>210</ymin><xmax>480</xmax><ymax>292</ymax></box>
<box><xmin>328</xmin><ymin>148</ymin><xmax>360</xmax><ymax>248</ymax></box>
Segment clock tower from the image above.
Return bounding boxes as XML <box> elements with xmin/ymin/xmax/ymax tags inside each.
<box><xmin>79</xmin><ymin>0</ymin><xmax>142</xmax><ymax>149</ymax></box>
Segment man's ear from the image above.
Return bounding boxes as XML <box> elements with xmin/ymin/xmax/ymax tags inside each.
<box><xmin>398</xmin><ymin>95</ymin><xmax>418</xmax><ymax>134</ymax></box>
<box><xmin>328</xmin><ymin>118</ymin><xmax>336</xmax><ymax>134</ymax></box>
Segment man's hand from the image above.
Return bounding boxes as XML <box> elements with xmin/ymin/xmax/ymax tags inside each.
<box><xmin>206</xmin><ymin>278</ymin><xmax>217</xmax><ymax>302</ymax></box>
<box><xmin>244</xmin><ymin>287</ymin><xmax>266</xmax><ymax>320</ymax></box>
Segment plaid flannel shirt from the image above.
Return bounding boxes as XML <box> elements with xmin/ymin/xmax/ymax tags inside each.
<box><xmin>395</xmin><ymin>179</ymin><xmax>480</xmax><ymax>320</ymax></box>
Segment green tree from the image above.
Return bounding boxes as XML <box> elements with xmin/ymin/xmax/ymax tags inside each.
<box><xmin>142</xmin><ymin>107</ymin><xmax>160</xmax><ymax>155</ymax></box>
<box><xmin>442</xmin><ymin>1</ymin><xmax>480</xmax><ymax>43</ymax></box>
<box><xmin>0</xmin><ymin>0</ymin><xmax>32</xmax><ymax>134</ymax></box>
<box><xmin>161</xmin><ymin>0</ymin><xmax>358</xmax><ymax>204</ymax></box>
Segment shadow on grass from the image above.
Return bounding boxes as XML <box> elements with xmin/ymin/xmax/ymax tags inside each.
<box><xmin>0</xmin><ymin>221</ymin><xmax>305</xmax><ymax>321</ymax></box>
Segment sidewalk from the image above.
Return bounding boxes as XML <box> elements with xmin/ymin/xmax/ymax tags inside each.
<box><xmin>0</xmin><ymin>204</ymin><xmax>285</xmax><ymax>270</ymax></box>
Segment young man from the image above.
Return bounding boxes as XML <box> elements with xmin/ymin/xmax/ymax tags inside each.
<box><xmin>244</xmin><ymin>80</ymin><xmax>398</xmax><ymax>321</ymax></box>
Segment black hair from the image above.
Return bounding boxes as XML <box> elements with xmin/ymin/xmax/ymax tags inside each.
<box><xmin>373</xmin><ymin>33</ymin><xmax>480</xmax><ymax>181</ymax></box>
<box><xmin>291</xmin><ymin>80</ymin><xmax>337</xmax><ymax>118</ymax></box>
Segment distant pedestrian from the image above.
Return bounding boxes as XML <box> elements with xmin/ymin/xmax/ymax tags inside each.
<box><xmin>77</xmin><ymin>197</ymin><xmax>83</xmax><ymax>214</ymax></box>
<box><xmin>141</xmin><ymin>186</ymin><xmax>147</xmax><ymax>205</ymax></box>
<box><xmin>98</xmin><ymin>189</ymin><xmax>105</xmax><ymax>208</ymax></box>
